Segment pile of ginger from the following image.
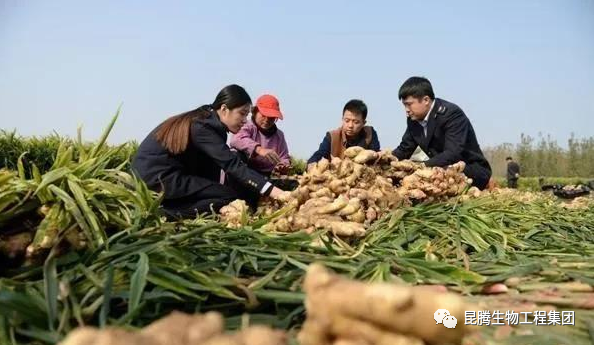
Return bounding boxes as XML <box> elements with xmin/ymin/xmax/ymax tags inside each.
<box><xmin>222</xmin><ymin>147</ymin><xmax>475</xmax><ymax>237</ymax></box>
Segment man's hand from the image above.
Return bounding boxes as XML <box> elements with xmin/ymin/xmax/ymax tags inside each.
<box><xmin>255</xmin><ymin>146</ymin><xmax>281</xmax><ymax>164</ymax></box>
<box><xmin>515</xmin><ymin>173</ymin><xmax>520</xmax><ymax>178</ymax></box>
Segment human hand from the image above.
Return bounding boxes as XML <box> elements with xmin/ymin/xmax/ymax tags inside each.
<box><xmin>273</xmin><ymin>163</ymin><xmax>291</xmax><ymax>176</ymax></box>
<box><xmin>269</xmin><ymin>187</ymin><xmax>291</xmax><ymax>201</ymax></box>
<box><xmin>256</xmin><ymin>146</ymin><xmax>281</xmax><ymax>164</ymax></box>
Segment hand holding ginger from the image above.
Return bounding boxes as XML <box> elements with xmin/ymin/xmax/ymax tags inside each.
<box><xmin>256</xmin><ymin>146</ymin><xmax>281</xmax><ymax>164</ymax></box>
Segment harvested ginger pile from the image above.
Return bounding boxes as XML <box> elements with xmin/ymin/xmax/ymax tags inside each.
<box><xmin>223</xmin><ymin>148</ymin><xmax>472</xmax><ymax>237</ymax></box>
<box><xmin>59</xmin><ymin>311</ymin><xmax>287</xmax><ymax>345</ymax></box>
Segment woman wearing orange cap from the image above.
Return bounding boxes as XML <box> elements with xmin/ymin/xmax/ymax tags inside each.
<box><xmin>230</xmin><ymin>94</ymin><xmax>291</xmax><ymax>177</ymax></box>
<box><xmin>132</xmin><ymin>85</ymin><xmax>288</xmax><ymax>218</ymax></box>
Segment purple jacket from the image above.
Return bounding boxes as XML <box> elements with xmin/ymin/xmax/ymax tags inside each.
<box><xmin>230</xmin><ymin>121</ymin><xmax>290</xmax><ymax>174</ymax></box>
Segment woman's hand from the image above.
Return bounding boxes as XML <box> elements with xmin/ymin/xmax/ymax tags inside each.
<box><xmin>269</xmin><ymin>187</ymin><xmax>291</xmax><ymax>201</ymax></box>
<box><xmin>255</xmin><ymin>146</ymin><xmax>281</xmax><ymax>164</ymax></box>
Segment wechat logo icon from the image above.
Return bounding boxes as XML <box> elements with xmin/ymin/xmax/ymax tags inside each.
<box><xmin>435</xmin><ymin>309</ymin><xmax>457</xmax><ymax>329</ymax></box>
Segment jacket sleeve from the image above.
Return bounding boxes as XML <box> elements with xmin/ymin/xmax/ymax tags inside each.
<box><xmin>229</xmin><ymin>123</ymin><xmax>259</xmax><ymax>157</ymax></box>
<box><xmin>392</xmin><ymin>126</ymin><xmax>417</xmax><ymax>160</ymax></box>
<box><xmin>192</xmin><ymin>125</ymin><xmax>273</xmax><ymax>195</ymax></box>
<box><xmin>307</xmin><ymin>133</ymin><xmax>331</xmax><ymax>164</ymax></box>
<box><xmin>425</xmin><ymin>110</ymin><xmax>467</xmax><ymax>167</ymax></box>
<box><xmin>370</xmin><ymin>128</ymin><xmax>381</xmax><ymax>151</ymax></box>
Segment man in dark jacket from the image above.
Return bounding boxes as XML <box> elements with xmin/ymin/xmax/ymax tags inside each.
<box><xmin>506</xmin><ymin>156</ymin><xmax>520</xmax><ymax>188</ymax></box>
<box><xmin>308</xmin><ymin>99</ymin><xmax>380</xmax><ymax>165</ymax></box>
<box><xmin>392</xmin><ymin>77</ymin><xmax>492</xmax><ymax>190</ymax></box>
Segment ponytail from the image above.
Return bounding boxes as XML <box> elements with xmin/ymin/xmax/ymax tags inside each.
<box><xmin>154</xmin><ymin>84</ymin><xmax>251</xmax><ymax>154</ymax></box>
<box><xmin>154</xmin><ymin>105</ymin><xmax>211</xmax><ymax>154</ymax></box>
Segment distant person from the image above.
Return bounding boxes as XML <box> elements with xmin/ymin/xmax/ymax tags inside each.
<box><xmin>230</xmin><ymin>94</ymin><xmax>291</xmax><ymax>177</ymax></box>
<box><xmin>392</xmin><ymin>77</ymin><xmax>492</xmax><ymax>190</ymax></box>
<box><xmin>307</xmin><ymin>99</ymin><xmax>380</xmax><ymax>166</ymax></box>
<box><xmin>506</xmin><ymin>156</ymin><xmax>520</xmax><ymax>189</ymax></box>
<box><xmin>132</xmin><ymin>84</ymin><xmax>288</xmax><ymax>218</ymax></box>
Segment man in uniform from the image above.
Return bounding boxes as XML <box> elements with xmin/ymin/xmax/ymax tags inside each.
<box><xmin>392</xmin><ymin>77</ymin><xmax>492</xmax><ymax>190</ymax></box>
<box><xmin>506</xmin><ymin>156</ymin><xmax>520</xmax><ymax>188</ymax></box>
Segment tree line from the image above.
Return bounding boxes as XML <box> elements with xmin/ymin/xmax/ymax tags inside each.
<box><xmin>2</xmin><ymin>130</ymin><xmax>593</xmax><ymax>179</ymax></box>
<box><xmin>484</xmin><ymin>133</ymin><xmax>594</xmax><ymax>178</ymax></box>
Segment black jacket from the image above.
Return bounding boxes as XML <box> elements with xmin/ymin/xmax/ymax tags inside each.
<box><xmin>307</xmin><ymin>127</ymin><xmax>380</xmax><ymax>164</ymax></box>
<box><xmin>507</xmin><ymin>161</ymin><xmax>520</xmax><ymax>180</ymax></box>
<box><xmin>132</xmin><ymin>108</ymin><xmax>271</xmax><ymax>200</ymax></box>
<box><xmin>392</xmin><ymin>98</ymin><xmax>491</xmax><ymax>173</ymax></box>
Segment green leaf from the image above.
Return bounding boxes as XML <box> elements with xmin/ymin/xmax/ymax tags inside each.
<box><xmin>0</xmin><ymin>315</ymin><xmax>9</xmax><ymax>345</ymax></box>
<box><xmin>35</xmin><ymin>167</ymin><xmax>71</xmax><ymax>195</ymax></box>
<box><xmin>90</xmin><ymin>107</ymin><xmax>121</xmax><ymax>158</ymax></box>
<box><xmin>67</xmin><ymin>178</ymin><xmax>106</xmax><ymax>245</ymax></box>
<box><xmin>48</xmin><ymin>185</ymin><xmax>96</xmax><ymax>248</ymax></box>
<box><xmin>128</xmin><ymin>252</ymin><xmax>149</xmax><ymax>314</ymax></box>
<box><xmin>43</xmin><ymin>252</ymin><xmax>59</xmax><ymax>331</ymax></box>
<box><xmin>0</xmin><ymin>289</ymin><xmax>47</xmax><ymax>328</ymax></box>
<box><xmin>99</xmin><ymin>265</ymin><xmax>115</xmax><ymax>328</ymax></box>
<box><xmin>17</xmin><ymin>152</ymin><xmax>27</xmax><ymax>180</ymax></box>
<box><xmin>388</xmin><ymin>209</ymin><xmax>407</xmax><ymax>229</ymax></box>
<box><xmin>15</xmin><ymin>327</ymin><xmax>60</xmax><ymax>344</ymax></box>
<box><xmin>248</xmin><ymin>257</ymin><xmax>286</xmax><ymax>290</ymax></box>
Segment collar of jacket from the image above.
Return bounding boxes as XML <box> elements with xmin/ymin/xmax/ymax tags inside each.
<box><xmin>200</xmin><ymin>108</ymin><xmax>229</xmax><ymax>138</ymax></box>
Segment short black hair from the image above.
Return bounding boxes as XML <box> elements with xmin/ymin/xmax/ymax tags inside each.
<box><xmin>506</xmin><ymin>156</ymin><xmax>513</xmax><ymax>161</ymax></box>
<box><xmin>343</xmin><ymin>99</ymin><xmax>368</xmax><ymax>120</ymax></box>
<box><xmin>398</xmin><ymin>76</ymin><xmax>435</xmax><ymax>100</ymax></box>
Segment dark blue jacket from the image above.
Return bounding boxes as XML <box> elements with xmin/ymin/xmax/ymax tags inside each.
<box><xmin>507</xmin><ymin>161</ymin><xmax>520</xmax><ymax>180</ymax></box>
<box><xmin>132</xmin><ymin>108</ymin><xmax>271</xmax><ymax>200</ymax></box>
<box><xmin>392</xmin><ymin>98</ymin><xmax>492</xmax><ymax>188</ymax></box>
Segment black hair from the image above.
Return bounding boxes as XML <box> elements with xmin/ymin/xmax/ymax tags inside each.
<box><xmin>398</xmin><ymin>76</ymin><xmax>435</xmax><ymax>100</ymax></box>
<box><xmin>343</xmin><ymin>99</ymin><xmax>368</xmax><ymax>120</ymax></box>
<box><xmin>154</xmin><ymin>84</ymin><xmax>251</xmax><ymax>154</ymax></box>
<box><xmin>211</xmin><ymin>84</ymin><xmax>252</xmax><ymax>111</ymax></box>
<box><xmin>506</xmin><ymin>156</ymin><xmax>513</xmax><ymax>161</ymax></box>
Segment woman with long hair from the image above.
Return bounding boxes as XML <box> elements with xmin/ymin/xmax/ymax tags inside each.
<box><xmin>132</xmin><ymin>84</ymin><xmax>288</xmax><ymax>218</ymax></box>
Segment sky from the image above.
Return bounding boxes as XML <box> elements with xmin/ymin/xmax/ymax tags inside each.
<box><xmin>1</xmin><ymin>0</ymin><xmax>593</xmax><ymax>159</ymax></box>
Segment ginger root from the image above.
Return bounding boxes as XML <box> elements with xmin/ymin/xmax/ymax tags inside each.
<box><xmin>353</xmin><ymin>150</ymin><xmax>378</xmax><ymax>164</ymax></box>
<box><xmin>220</xmin><ymin>200</ymin><xmax>249</xmax><ymax>228</ymax></box>
<box><xmin>343</xmin><ymin>146</ymin><xmax>365</xmax><ymax>159</ymax></box>
<box><xmin>300</xmin><ymin>263</ymin><xmax>476</xmax><ymax>345</ymax></box>
<box><xmin>317</xmin><ymin>196</ymin><xmax>349</xmax><ymax>214</ymax></box>
<box><xmin>59</xmin><ymin>312</ymin><xmax>287</xmax><ymax>345</ymax></box>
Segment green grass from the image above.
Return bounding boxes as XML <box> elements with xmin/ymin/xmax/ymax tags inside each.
<box><xmin>494</xmin><ymin>177</ymin><xmax>593</xmax><ymax>191</ymax></box>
